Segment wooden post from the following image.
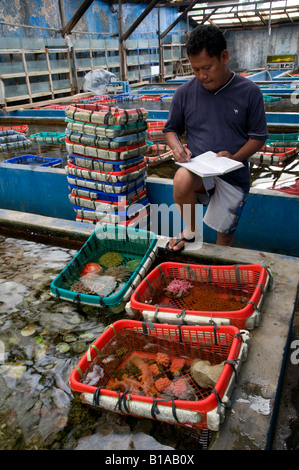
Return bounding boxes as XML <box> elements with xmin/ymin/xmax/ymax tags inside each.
<box><xmin>118</xmin><ymin>0</ymin><xmax>128</xmax><ymax>81</ymax></box>
<box><xmin>21</xmin><ymin>50</ymin><xmax>32</xmax><ymax>103</ymax></box>
<box><xmin>45</xmin><ymin>48</ymin><xmax>54</xmax><ymax>99</ymax></box>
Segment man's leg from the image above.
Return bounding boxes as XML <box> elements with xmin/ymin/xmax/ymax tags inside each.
<box><xmin>167</xmin><ymin>167</ymin><xmax>205</xmax><ymax>251</ymax></box>
<box><xmin>216</xmin><ymin>231</ymin><xmax>235</xmax><ymax>246</ymax></box>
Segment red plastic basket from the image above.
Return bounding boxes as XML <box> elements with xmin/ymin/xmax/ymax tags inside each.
<box><xmin>0</xmin><ymin>125</ymin><xmax>28</xmax><ymax>133</ymax></box>
<box><xmin>251</xmin><ymin>145</ymin><xmax>298</xmax><ymax>166</ymax></box>
<box><xmin>129</xmin><ymin>262</ymin><xmax>271</xmax><ymax>330</ymax></box>
<box><xmin>70</xmin><ymin>319</ymin><xmax>249</xmax><ymax>431</ymax></box>
<box><xmin>147</xmin><ymin>121</ymin><xmax>167</xmax><ymax>128</ymax></box>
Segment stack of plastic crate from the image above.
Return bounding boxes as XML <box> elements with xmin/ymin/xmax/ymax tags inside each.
<box><xmin>64</xmin><ymin>102</ymin><xmax>150</xmax><ymax>228</ymax></box>
<box><xmin>146</xmin><ymin>121</ymin><xmax>167</xmax><ymax>143</ymax></box>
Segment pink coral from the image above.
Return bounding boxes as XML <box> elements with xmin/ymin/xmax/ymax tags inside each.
<box><xmin>169</xmin><ymin>358</ymin><xmax>186</xmax><ymax>374</ymax></box>
<box><xmin>170</xmin><ymin>378</ymin><xmax>188</xmax><ymax>397</ymax></box>
<box><xmin>155</xmin><ymin>377</ymin><xmax>172</xmax><ymax>393</ymax></box>
<box><xmin>164</xmin><ymin>279</ymin><xmax>193</xmax><ymax>297</ymax></box>
<box><xmin>156</xmin><ymin>352</ymin><xmax>170</xmax><ymax>368</ymax></box>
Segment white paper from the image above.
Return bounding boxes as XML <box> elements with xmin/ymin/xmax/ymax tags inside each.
<box><xmin>176</xmin><ymin>151</ymin><xmax>244</xmax><ymax>177</ymax></box>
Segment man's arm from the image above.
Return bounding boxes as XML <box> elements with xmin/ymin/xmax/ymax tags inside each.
<box><xmin>164</xmin><ymin>131</ymin><xmax>192</xmax><ymax>163</ymax></box>
<box><xmin>217</xmin><ymin>138</ymin><xmax>265</xmax><ymax>162</ymax></box>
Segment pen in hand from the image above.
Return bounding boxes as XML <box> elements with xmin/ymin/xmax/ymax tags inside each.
<box><xmin>175</xmin><ymin>134</ymin><xmax>191</xmax><ymax>163</ymax></box>
<box><xmin>175</xmin><ymin>134</ymin><xmax>186</xmax><ymax>154</ymax></box>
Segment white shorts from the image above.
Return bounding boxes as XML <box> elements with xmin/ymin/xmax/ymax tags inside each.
<box><xmin>197</xmin><ymin>176</ymin><xmax>248</xmax><ymax>234</ymax></box>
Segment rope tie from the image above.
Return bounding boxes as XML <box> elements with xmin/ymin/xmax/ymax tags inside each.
<box><xmin>224</xmin><ymin>359</ymin><xmax>239</xmax><ymax>378</ymax></box>
<box><xmin>55</xmin><ymin>287</ymin><xmax>60</xmax><ymax>299</ymax></box>
<box><xmin>151</xmin><ymin>397</ymin><xmax>179</xmax><ymax>421</ymax></box>
<box><xmin>234</xmin><ymin>265</ymin><xmax>241</xmax><ymax>283</ymax></box>
<box><xmin>93</xmin><ymin>386</ymin><xmax>105</xmax><ymax>406</ymax></box>
<box><xmin>234</xmin><ymin>331</ymin><xmax>245</xmax><ymax>342</ymax></box>
<box><xmin>142</xmin><ymin>320</ymin><xmax>155</xmax><ymax>335</ymax></box>
<box><xmin>114</xmin><ymin>387</ymin><xmax>131</xmax><ymax>413</ymax></box>
<box><xmin>248</xmin><ymin>299</ymin><xmax>260</xmax><ymax>314</ymax></box>
<box><xmin>212</xmin><ymin>388</ymin><xmax>224</xmax><ymax>415</ymax></box>
<box><xmin>176</xmin><ymin>308</ymin><xmax>187</xmax><ymax>325</ymax></box>
<box><xmin>153</xmin><ymin>305</ymin><xmax>160</xmax><ymax>322</ymax></box>
<box><xmin>212</xmin><ymin>322</ymin><xmax>219</xmax><ymax>346</ymax></box>
<box><xmin>184</xmin><ymin>265</ymin><xmax>196</xmax><ymax>280</ymax></box>
<box><xmin>123</xmin><ymin>110</ymin><xmax>129</xmax><ymax>124</ymax></box>
<box><xmin>177</xmin><ymin>324</ymin><xmax>184</xmax><ymax>343</ymax></box>
<box><xmin>145</xmin><ymin>277</ymin><xmax>154</xmax><ymax>295</ymax></box>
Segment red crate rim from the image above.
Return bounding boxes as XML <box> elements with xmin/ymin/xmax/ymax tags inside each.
<box><xmin>130</xmin><ymin>262</ymin><xmax>269</xmax><ymax>319</ymax></box>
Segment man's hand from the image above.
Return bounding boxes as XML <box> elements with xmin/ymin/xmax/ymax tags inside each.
<box><xmin>217</xmin><ymin>139</ymin><xmax>266</xmax><ymax>162</ymax></box>
<box><xmin>173</xmin><ymin>145</ymin><xmax>192</xmax><ymax>163</ymax></box>
<box><xmin>216</xmin><ymin>151</ymin><xmax>233</xmax><ymax>159</ymax></box>
<box><xmin>164</xmin><ymin>131</ymin><xmax>192</xmax><ymax>163</ymax></box>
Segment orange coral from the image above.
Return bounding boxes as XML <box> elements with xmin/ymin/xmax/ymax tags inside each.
<box><xmin>150</xmin><ymin>363</ymin><xmax>160</xmax><ymax>376</ymax></box>
<box><xmin>155</xmin><ymin>377</ymin><xmax>172</xmax><ymax>393</ymax></box>
<box><xmin>156</xmin><ymin>352</ymin><xmax>170</xmax><ymax>368</ymax></box>
<box><xmin>129</xmin><ymin>356</ymin><xmax>154</xmax><ymax>394</ymax></box>
<box><xmin>169</xmin><ymin>358</ymin><xmax>185</xmax><ymax>374</ymax></box>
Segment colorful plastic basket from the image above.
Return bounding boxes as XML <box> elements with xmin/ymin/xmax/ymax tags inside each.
<box><xmin>69</xmin><ymin>319</ymin><xmax>250</xmax><ymax>432</ymax></box>
<box><xmin>144</xmin><ymin>143</ymin><xmax>173</xmax><ymax>166</ymax></box>
<box><xmin>249</xmin><ymin>145</ymin><xmax>297</xmax><ymax>166</ymax></box>
<box><xmin>29</xmin><ymin>132</ymin><xmax>65</xmax><ymax>144</ymax></box>
<box><xmin>65</xmin><ymin>103</ymin><xmax>148</xmax><ymax>126</ymax></box>
<box><xmin>65</xmin><ymin>117</ymin><xmax>148</xmax><ymax>139</ymax></box>
<box><xmin>68</xmin><ymin>153</ymin><xmax>144</xmax><ymax>172</ymax></box>
<box><xmin>128</xmin><ymin>262</ymin><xmax>272</xmax><ymax>330</ymax></box>
<box><xmin>67</xmin><ymin>173</ymin><xmax>146</xmax><ymax>196</ymax></box>
<box><xmin>50</xmin><ymin>226</ymin><xmax>158</xmax><ymax>309</ymax></box>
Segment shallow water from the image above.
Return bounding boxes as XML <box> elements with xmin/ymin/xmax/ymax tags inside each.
<box><xmin>0</xmin><ymin>235</ymin><xmax>212</xmax><ymax>450</ymax></box>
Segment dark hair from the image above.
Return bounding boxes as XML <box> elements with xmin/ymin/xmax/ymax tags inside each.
<box><xmin>186</xmin><ymin>25</ymin><xmax>227</xmax><ymax>59</ymax></box>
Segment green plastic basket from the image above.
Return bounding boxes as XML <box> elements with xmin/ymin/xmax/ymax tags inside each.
<box><xmin>30</xmin><ymin>132</ymin><xmax>66</xmax><ymax>144</ymax></box>
<box><xmin>50</xmin><ymin>225</ymin><xmax>158</xmax><ymax>309</ymax></box>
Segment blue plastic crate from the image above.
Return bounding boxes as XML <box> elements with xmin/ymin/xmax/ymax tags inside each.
<box><xmin>68</xmin><ymin>153</ymin><xmax>144</xmax><ymax>172</ymax></box>
<box><xmin>5</xmin><ymin>154</ymin><xmax>63</xmax><ymax>167</ymax></box>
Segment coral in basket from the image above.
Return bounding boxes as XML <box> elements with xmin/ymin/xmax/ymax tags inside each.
<box><xmin>127</xmin><ymin>262</ymin><xmax>272</xmax><ymax>329</ymax></box>
<box><xmin>80</xmin><ymin>262</ymin><xmax>102</xmax><ymax>276</ymax></box>
<box><xmin>99</xmin><ymin>251</ymin><xmax>124</xmax><ymax>268</ymax></box>
<box><xmin>70</xmin><ymin>320</ymin><xmax>250</xmax><ymax>432</ymax></box>
<box><xmin>164</xmin><ymin>279</ymin><xmax>193</xmax><ymax>298</ymax></box>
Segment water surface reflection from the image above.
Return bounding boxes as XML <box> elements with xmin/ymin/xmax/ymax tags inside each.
<box><xmin>0</xmin><ymin>236</ymin><xmax>207</xmax><ymax>450</ymax></box>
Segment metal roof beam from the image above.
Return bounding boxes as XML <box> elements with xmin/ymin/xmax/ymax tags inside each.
<box><xmin>120</xmin><ymin>0</ymin><xmax>161</xmax><ymax>42</ymax></box>
<box><xmin>160</xmin><ymin>0</ymin><xmax>199</xmax><ymax>39</ymax></box>
<box><xmin>61</xmin><ymin>0</ymin><xmax>94</xmax><ymax>37</ymax></box>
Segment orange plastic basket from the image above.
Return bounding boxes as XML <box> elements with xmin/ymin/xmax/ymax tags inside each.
<box><xmin>129</xmin><ymin>262</ymin><xmax>271</xmax><ymax>330</ymax></box>
<box><xmin>70</xmin><ymin>319</ymin><xmax>249</xmax><ymax>431</ymax></box>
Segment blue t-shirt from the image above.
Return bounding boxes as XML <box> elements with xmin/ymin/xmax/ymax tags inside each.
<box><xmin>163</xmin><ymin>72</ymin><xmax>268</xmax><ymax>193</ymax></box>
